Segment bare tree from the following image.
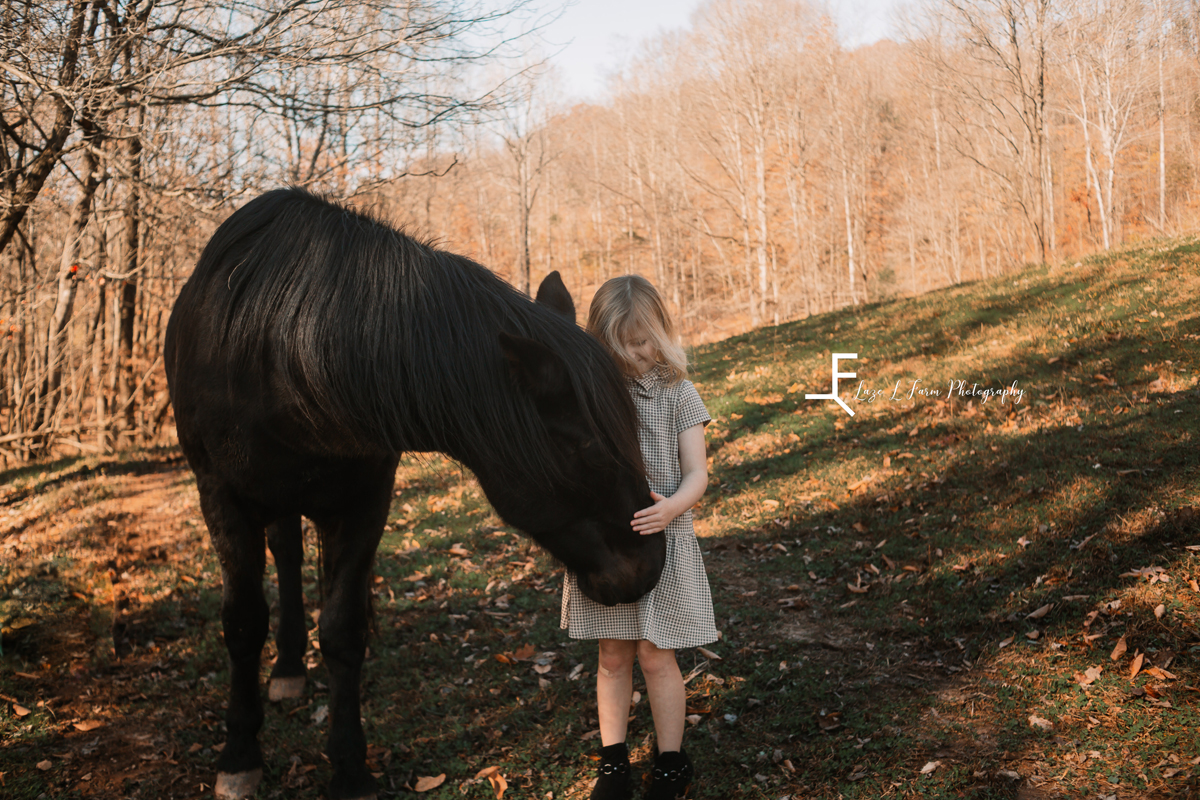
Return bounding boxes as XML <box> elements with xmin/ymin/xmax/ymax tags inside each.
<box><xmin>915</xmin><ymin>0</ymin><xmax>1058</xmax><ymax>262</ymax></box>
<box><xmin>495</xmin><ymin>66</ymin><xmax>558</xmax><ymax>295</ymax></box>
<box><xmin>1065</xmin><ymin>0</ymin><xmax>1149</xmax><ymax>249</ymax></box>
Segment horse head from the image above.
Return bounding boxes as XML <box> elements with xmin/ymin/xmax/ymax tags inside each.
<box><xmin>485</xmin><ymin>273</ymin><xmax>664</xmax><ymax>607</ymax></box>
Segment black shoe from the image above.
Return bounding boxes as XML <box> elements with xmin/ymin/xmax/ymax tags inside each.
<box><xmin>590</xmin><ymin>742</ymin><xmax>633</xmax><ymax>800</ymax></box>
<box><xmin>644</xmin><ymin>748</ymin><xmax>694</xmax><ymax>800</ymax></box>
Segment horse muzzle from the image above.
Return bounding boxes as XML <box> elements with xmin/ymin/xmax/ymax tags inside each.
<box><xmin>575</xmin><ymin>530</ymin><xmax>665</xmax><ymax>606</ymax></box>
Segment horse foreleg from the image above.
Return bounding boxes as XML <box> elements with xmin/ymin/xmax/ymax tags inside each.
<box><xmin>199</xmin><ymin>482</ymin><xmax>270</xmax><ymax>800</ymax></box>
<box><xmin>266</xmin><ymin>515</ymin><xmax>307</xmax><ymax>701</ymax></box>
<box><xmin>312</xmin><ymin>485</ymin><xmax>390</xmax><ymax>800</ymax></box>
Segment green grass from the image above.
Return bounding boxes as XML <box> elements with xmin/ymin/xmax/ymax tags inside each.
<box><xmin>2</xmin><ymin>238</ymin><xmax>1199</xmax><ymax>798</ymax></box>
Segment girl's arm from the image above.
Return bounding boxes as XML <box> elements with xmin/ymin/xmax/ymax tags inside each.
<box><xmin>631</xmin><ymin>423</ymin><xmax>708</xmax><ymax>534</ymax></box>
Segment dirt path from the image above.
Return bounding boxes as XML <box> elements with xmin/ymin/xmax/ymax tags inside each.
<box><xmin>1</xmin><ymin>455</ymin><xmax>221</xmax><ymax>799</ymax></box>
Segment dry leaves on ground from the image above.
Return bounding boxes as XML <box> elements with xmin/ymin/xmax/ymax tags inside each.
<box><xmin>1026</xmin><ymin>603</ymin><xmax>1053</xmax><ymax>620</ymax></box>
<box><xmin>414</xmin><ymin>774</ymin><xmax>446</xmax><ymax>791</ymax></box>
<box><xmin>1075</xmin><ymin>665</ymin><xmax>1103</xmax><ymax>687</ymax></box>
<box><xmin>474</xmin><ymin>766</ymin><xmax>508</xmax><ymax>799</ymax></box>
<box><xmin>1111</xmin><ymin>635</ymin><xmax>1128</xmax><ymax>661</ymax></box>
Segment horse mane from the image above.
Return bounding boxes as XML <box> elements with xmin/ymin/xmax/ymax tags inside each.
<box><xmin>188</xmin><ymin>187</ymin><xmax>645</xmax><ymax>485</ymax></box>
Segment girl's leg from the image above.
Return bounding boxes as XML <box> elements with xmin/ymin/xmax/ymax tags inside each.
<box><xmin>637</xmin><ymin>640</ymin><xmax>685</xmax><ymax>752</ymax></box>
<box><xmin>597</xmin><ymin>639</ymin><xmax>637</xmax><ymax>745</ymax></box>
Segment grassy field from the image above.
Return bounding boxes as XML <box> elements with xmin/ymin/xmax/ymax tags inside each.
<box><xmin>1</xmin><ymin>239</ymin><xmax>1199</xmax><ymax>799</ymax></box>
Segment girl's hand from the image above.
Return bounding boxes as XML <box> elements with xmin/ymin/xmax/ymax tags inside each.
<box><xmin>632</xmin><ymin>491</ymin><xmax>676</xmax><ymax>535</ymax></box>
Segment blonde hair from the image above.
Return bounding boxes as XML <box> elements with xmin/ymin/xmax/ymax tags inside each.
<box><xmin>586</xmin><ymin>275</ymin><xmax>687</xmax><ymax>382</ymax></box>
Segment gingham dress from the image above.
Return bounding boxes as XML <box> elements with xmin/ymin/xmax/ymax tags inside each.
<box><xmin>560</xmin><ymin>365</ymin><xmax>718</xmax><ymax>650</ymax></box>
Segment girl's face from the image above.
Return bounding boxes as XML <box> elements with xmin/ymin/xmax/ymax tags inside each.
<box><xmin>620</xmin><ymin>327</ymin><xmax>658</xmax><ymax>376</ymax></box>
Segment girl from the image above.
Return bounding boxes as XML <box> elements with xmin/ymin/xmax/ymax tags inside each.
<box><xmin>561</xmin><ymin>275</ymin><xmax>717</xmax><ymax>800</ymax></box>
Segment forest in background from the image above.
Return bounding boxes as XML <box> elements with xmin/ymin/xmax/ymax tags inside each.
<box><xmin>2</xmin><ymin>0</ymin><xmax>1199</xmax><ymax>462</ymax></box>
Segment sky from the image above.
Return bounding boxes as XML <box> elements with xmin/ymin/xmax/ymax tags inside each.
<box><xmin>534</xmin><ymin>0</ymin><xmax>904</xmax><ymax>102</ymax></box>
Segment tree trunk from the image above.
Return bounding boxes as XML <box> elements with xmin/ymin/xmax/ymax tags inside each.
<box><xmin>0</xmin><ymin>0</ymin><xmax>88</xmax><ymax>257</ymax></box>
<box><xmin>116</xmin><ymin>130</ymin><xmax>141</xmax><ymax>445</ymax></box>
<box><xmin>43</xmin><ymin>121</ymin><xmax>103</xmax><ymax>429</ymax></box>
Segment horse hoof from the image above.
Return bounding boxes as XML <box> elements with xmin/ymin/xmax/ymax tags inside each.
<box><xmin>215</xmin><ymin>768</ymin><xmax>262</xmax><ymax>799</ymax></box>
<box><xmin>268</xmin><ymin>675</ymin><xmax>306</xmax><ymax>701</ymax></box>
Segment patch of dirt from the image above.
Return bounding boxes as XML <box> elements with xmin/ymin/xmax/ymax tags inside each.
<box><xmin>1</xmin><ymin>456</ymin><xmax>218</xmax><ymax>800</ymax></box>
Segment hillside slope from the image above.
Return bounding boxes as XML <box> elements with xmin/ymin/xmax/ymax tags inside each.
<box><xmin>1</xmin><ymin>240</ymin><xmax>1198</xmax><ymax>799</ymax></box>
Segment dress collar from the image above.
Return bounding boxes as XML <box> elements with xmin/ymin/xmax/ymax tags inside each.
<box><xmin>628</xmin><ymin>364</ymin><xmax>666</xmax><ymax>396</ymax></box>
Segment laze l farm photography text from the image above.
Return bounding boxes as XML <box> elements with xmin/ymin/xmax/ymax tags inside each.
<box><xmin>853</xmin><ymin>378</ymin><xmax>1027</xmax><ymax>406</ymax></box>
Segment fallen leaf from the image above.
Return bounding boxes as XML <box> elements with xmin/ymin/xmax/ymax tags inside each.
<box><xmin>920</xmin><ymin>760</ymin><xmax>941</xmax><ymax>775</ymax></box>
<box><xmin>512</xmin><ymin>643</ymin><xmax>536</xmax><ymax>661</ymax></box>
<box><xmin>448</xmin><ymin>544</ymin><xmax>470</xmax><ymax>557</ymax></box>
<box><xmin>36</xmin><ymin>760</ymin><xmax>51</xmax><ymax>771</ymax></box>
<box><xmin>580</xmin><ymin>729</ymin><xmax>601</xmax><ymax>741</ymax></box>
<box><xmin>1164</xmin><ymin>767</ymin><xmax>1185</xmax><ymax>778</ymax></box>
<box><xmin>1017</xmin><ymin>536</ymin><xmax>1031</xmax><ymax>548</ymax></box>
<box><xmin>817</xmin><ymin>711</ymin><xmax>841</xmax><ymax>732</ymax></box>
<box><xmin>1129</xmin><ymin>652</ymin><xmax>1145</xmax><ymax>680</ymax></box>
<box><xmin>998</xmin><ymin>636</ymin><xmax>1015</xmax><ymax>649</ymax></box>
<box><xmin>1111</xmin><ymin>635</ymin><xmax>1127</xmax><ymax>661</ymax></box>
<box><xmin>1075</xmin><ymin>665</ymin><xmax>1103</xmax><ymax>687</ymax></box>
<box><xmin>533</xmin><ymin>664</ymin><xmax>551</xmax><ymax>675</ymax></box>
<box><xmin>1026</xmin><ymin>603</ymin><xmax>1053</xmax><ymax>620</ymax></box>
<box><xmin>13</xmin><ymin>704</ymin><xmax>30</xmax><ymax>717</ymax></box>
<box><xmin>473</xmin><ymin>766</ymin><xmax>508</xmax><ymax>799</ymax></box>
<box><xmin>1028</xmin><ymin>715</ymin><xmax>1054</xmax><ymax>731</ymax></box>
<box><xmin>1154</xmin><ymin>604</ymin><xmax>1166</xmax><ymax>619</ymax></box>
<box><xmin>846</xmin><ymin>583</ymin><xmax>869</xmax><ymax>594</ymax></box>
<box><xmin>1071</xmin><ymin>533</ymin><xmax>1098</xmax><ymax>551</ymax></box>
<box><xmin>1144</xmin><ymin>666</ymin><xmax>1177</xmax><ymax>680</ymax></box>
<box><xmin>413</xmin><ymin>774</ymin><xmax>446</xmax><ymax>791</ymax></box>
<box><xmin>73</xmin><ymin>720</ymin><xmax>104</xmax><ymax>732</ymax></box>
<box><xmin>685</xmin><ymin>714</ymin><xmax>703</xmax><ymax>725</ymax></box>
<box><xmin>697</xmin><ymin>646</ymin><xmax>722</xmax><ymax>661</ymax></box>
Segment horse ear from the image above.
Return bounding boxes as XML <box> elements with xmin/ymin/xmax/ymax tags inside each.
<box><xmin>534</xmin><ymin>271</ymin><xmax>576</xmax><ymax>324</ymax></box>
<box><xmin>498</xmin><ymin>332</ymin><xmax>574</xmax><ymax>412</ymax></box>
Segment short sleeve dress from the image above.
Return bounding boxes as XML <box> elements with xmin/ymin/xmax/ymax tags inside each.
<box><xmin>560</xmin><ymin>365</ymin><xmax>719</xmax><ymax>650</ymax></box>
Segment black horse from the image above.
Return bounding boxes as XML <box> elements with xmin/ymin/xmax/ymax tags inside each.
<box><xmin>164</xmin><ymin>188</ymin><xmax>663</xmax><ymax>800</ymax></box>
